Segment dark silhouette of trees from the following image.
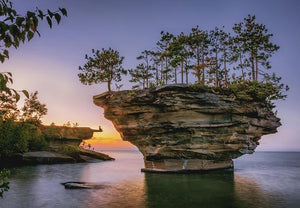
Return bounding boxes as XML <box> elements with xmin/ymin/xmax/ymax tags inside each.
<box><xmin>0</xmin><ymin>0</ymin><xmax>67</xmax><ymax>198</ymax></box>
<box><xmin>21</xmin><ymin>91</ymin><xmax>47</xmax><ymax>124</ymax></box>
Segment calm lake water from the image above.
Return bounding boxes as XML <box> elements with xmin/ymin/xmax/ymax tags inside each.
<box><xmin>1</xmin><ymin>151</ymin><xmax>300</xmax><ymax>208</ymax></box>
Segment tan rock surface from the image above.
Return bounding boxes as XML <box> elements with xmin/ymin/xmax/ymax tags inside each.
<box><xmin>93</xmin><ymin>85</ymin><xmax>281</xmax><ymax>172</ymax></box>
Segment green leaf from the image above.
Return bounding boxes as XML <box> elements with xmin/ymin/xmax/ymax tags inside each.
<box><xmin>27</xmin><ymin>31</ymin><xmax>34</xmax><ymax>41</ymax></box>
<box><xmin>9</xmin><ymin>25</ymin><xmax>20</xmax><ymax>37</ymax></box>
<box><xmin>22</xmin><ymin>90</ymin><xmax>29</xmax><ymax>98</ymax></box>
<box><xmin>47</xmin><ymin>9</ymin><xmax>54</xmax><ymax>18</ymax></box>
<box><xmin>46</xmin><ymin>16</ymin><xmax>52</xmax><ymax>28</ymax></box>
<box><xmin>38</xmin><ymin>10</ymin><xmax>44</xmax><ymax>19</ymax></box>
<box><xmin>59</xmin><ymin>8</ymin><xmax>67</xmax><ymax>16</ymax></box>
<box><xmin>0</xmin><ymin>55</ymin><xmax>4</xmax><ymax>63</ymax></box>
<box><xmin>27</xmin><ymin>11</ymin><xmax>35</xmax><ymax>18</ymax></box>
<box><xmin>3</xmin><ymin>50</ymin><xmax>9</xmax><ymax>58</ymax></box>
<box><xmin>16</xmin><ymin>17</ymin><xmax>25</xmax><ymax>26</ymax></box>
<box><xmin>54</xmin><ymin>13</ymin><xmax>61</xmax><ymax>24</ymax></box>
<box><xmin>15</xmin><ymin>92</ymin><xmax>20</xmax><ymax>102</ymax></box>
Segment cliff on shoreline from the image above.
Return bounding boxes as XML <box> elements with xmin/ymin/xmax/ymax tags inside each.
<box><xmin>94</xmin><ymin>84</ymin><xmax>281</xmax><ymax>172</ymax></box>
<box><xmin>0</xmin><ymin>126</ymin><xmax>113</xmax><ymax>167</ymax></box>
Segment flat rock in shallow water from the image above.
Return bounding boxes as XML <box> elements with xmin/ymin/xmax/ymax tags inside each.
<box><xmin>79</xmin><ymin>148</ymin><xmax>115</xmax><ymax>161</ymax></box>
<box><xmin>61</xmin><ymin>182</ymin><xmax>106</xmax><ymax>189</ymax></box>
<box><xmin>22</xmin><ymin>151</ymin><xmax>75</xmax><ymax>164</ymax></box>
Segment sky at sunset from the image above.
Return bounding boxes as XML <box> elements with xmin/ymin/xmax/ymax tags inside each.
<box><xmin>1</xmin><ymin>0</ymin><xmax>300</xmax><ymax>151</ymax></box>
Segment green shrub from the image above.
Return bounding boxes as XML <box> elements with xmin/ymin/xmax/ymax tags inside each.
<box><xmin>128</xmin><ymin>91</ymin><xmax>137</xmax><ymax>97</ymax></box>
<box><xmin>0</xmin><ymin>120</ymin><xmax>28</xmax><ymax>157</ymax></box>
<box><xmin>190</xmin><ymin>84</ymin><xmax>211</xmax><ymax>92</ymax></box>
<box><xmin>0</xmin><ymin>120</ymin><xmax>48</xmax><ymax>158</ymax></box>
<box><xmin>228</xmin><ymin>81</ymin><xmax>282</xmax><ymax>102</ymax></box>
<box><xmin>0</xmin><ymin>169</ymin><xmax>10</xmax><ymax>198</ymax></box>
<box><xmin>190</xmin><ymin>81</ymin><xmax>286</xmax><ymax>107</ymax></box>
<box><xmin>57</xmin><ymin>145</ymin><xmax>80</xmax><ymax>160</ymax></box>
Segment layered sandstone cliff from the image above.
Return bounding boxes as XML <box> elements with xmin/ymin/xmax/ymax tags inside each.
<box><xmin>93</xmin><ymin>85</ymin><xmax>281</xmax><ymax>172</ymax></box>
<box><xmin>41</xmin><ymin>126</ymin><xmax>100</xmax><ymax>147</ymax></box>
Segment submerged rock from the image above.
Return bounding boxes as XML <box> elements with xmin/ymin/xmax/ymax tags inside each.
<box><xmin>61</xmin><ymin>182</ymin><xmax>106</xmax><ymax>189</ymax></box>
<box><xmin>93</xmin><ymin>84</ymin><xmax>281</xmax><ymax>172</ymax></box>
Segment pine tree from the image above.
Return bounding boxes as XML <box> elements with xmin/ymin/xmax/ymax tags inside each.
<box><xmin>233</xmin><ymin>15</ymin><xmax>279</xmax><ymax>81</ymax></box>
<box><xmin>188</xmin><ymin>27</ymin><xmax>210</xmax><ymax>85</ymax></box>
<box><xmin>78</xmin><ymin>48</ymin><xmax>126</xmax><ymax>92</ymax></box>
<box><xmin>157</xmin><ymin>31</ymin><xmax>174</xmax><ymax>84</ymax></box>
<box><xmin>129</xmin><ymin>64</ymin><xmax>149</xmax><ymax>89</ymax></box>
<box><xmin>137</xmin><ymin>50</ymin><xmax>153</xmax><ymax>88</ymax></box>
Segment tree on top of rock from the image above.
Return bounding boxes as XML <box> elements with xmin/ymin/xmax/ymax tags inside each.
<box><xmin>78</xmin><ymin>48</ymin><xmax>126</xmax><ymax>92</ymax></box>
<box><xmin>232</xmin><ymin>15</ymin><xmax>279</xmax><ymax>81</ymax></box>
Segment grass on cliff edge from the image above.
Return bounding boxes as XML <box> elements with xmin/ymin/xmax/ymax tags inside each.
<box><xmin>190</xmin><ymin>80</ymin><xmax>288</xmax><ymax>107</ymax></box>
<box><xmin>57</xmin><ymin>144</ymin><xmax>81</xmax><ymax>160</ymax></box>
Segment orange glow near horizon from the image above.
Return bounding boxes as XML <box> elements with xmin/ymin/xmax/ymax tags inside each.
<box><xmin>83</xmin><ymin>137</ymin><xmax>136</xmax><ymax>150</ymax></box>
<box><xmin>82</xmin><ymin>132</ymin><xmax>136</xmax><ymax>150</ymax></box>
<box><xmin>93</xmin><ymin>131</ymin><xmax>121</xmax><ymax>140</ymax></box>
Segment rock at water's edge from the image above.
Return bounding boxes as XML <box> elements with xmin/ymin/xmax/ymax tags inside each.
<box><xmin>93</xmin><ymin>85</ymin><xmax>281</xmax><ymax>172</ymax></box>
<box><xmin>22</xmin><ymin>151</ymin><xmax>76</xmax><ymax>164</ymax></box>
<box><xmin>40</xmin><ymin>126</ymin><xmax>100</xmax><ymax>148</ymax></box>
<box><xmin>79</xmin><ymin>147</ymin><xmax>115</xmax><ymax>161</ymax></box>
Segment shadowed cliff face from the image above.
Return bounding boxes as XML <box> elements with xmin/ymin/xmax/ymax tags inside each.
<box><xmin>40</xmin><ymin>126</ymin><xmax>99</xmax><ymax>147</ymax></box>
<box><xmin>93</xmin><ymin>85</ymin><xmax>281</xmax><ymax>172</ymax></box>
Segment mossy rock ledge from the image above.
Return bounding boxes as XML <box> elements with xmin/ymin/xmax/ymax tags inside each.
<box><xmin>40</xmin><ymin>126</ymin><xmax>100</xmax><ymax>148</ymax></box>
<box><xmin>93</xmin><ymin>84</ymin><xmax>281</xmax><ymax>173</ymax></box>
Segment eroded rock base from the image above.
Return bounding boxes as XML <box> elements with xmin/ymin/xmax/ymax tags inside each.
<box><xmin>142</xmin><ymin>159</ymin><xmax>233</xmax><ymax>173</ymax></box>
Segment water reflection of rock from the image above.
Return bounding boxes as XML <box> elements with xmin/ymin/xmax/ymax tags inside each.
<box><xmin>144</xmin><ymin>172</ymin><xmax>281</xmax><ymax>208</ymax></box>
<box><xmin>82</xmin><ymin>178</ymin><xmax>146</xmax><ymax>208</ymax></box>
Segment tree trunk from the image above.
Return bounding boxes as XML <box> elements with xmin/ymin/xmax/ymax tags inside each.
<box><xmin>224</xmin><ymin>52</ymin><xmax>228</xmax><ymax>88</ymax></box>
<box><xmin>196</xmin><ymin>50</ymin><xmax>201</xmax><ymax>84</ymax></box>
<box><xmin>255</xmin><ymin>56</ymin><xmax>258</xmax><ymax>81</ymax></box>
<box><xmin>181</xmin><ymin>61</ymin><xmax>184</xmax><ymax>84</ymax></box>
<box><xmin>146</xmin><ymin>58</ymin><xmax>149</xmax><ymax>88</ymax></box>
<box><xmin>108</xmin><ymin>70</ymin><xmax>113</xmax><ymax>92</ymax></box>
<box><xmin>156</xmin><ymin>64</ymin><xmax>159</xmax><ymax>85</ymax></box>
<box><xmin>160</xmin><ymin>63</ymin><xmax>163</xmax><ymax>85</ymax></box>
<box><xmin>251</xmin><ymin>52</ymin><xmax>255</xmax><ymax>81</ymax></box>
<box><xmin>201</xmin><ymin>56</ymin><xmax>205</xmax><ymax>85</ymax></box>
<box><xmin>107</xmin><ymin>80</ymin><xmax>111</xmax><ymax>92</ymax></box>
<box><xmin>174</xmin><ymin>67</ymin><xmax>177</xmax><ymax>84</ymax></box>
<box><xmin>215</xmin><ymin>52</ymin><xmax>218</xmax><ymax>88</ymax></box>
<box><xmin>165</xmin><ymin>57</ymin><xmax>168</xmax><ymax>84</ymax></box>
<box><xmin>239</xmin><ymin>54</ymin><xmax>245</xmax><ymax>81</ymax></box>
<box><xmin>185</xmin><ymin>59</ymin><xmax>188</xmax><ymax>84</ymax></box>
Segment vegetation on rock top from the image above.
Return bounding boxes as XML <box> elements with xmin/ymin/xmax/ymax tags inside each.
<box><xmin>79</xmin><ymin>15</ymin><xmax>288</xmax><ymax>106</ymax></box>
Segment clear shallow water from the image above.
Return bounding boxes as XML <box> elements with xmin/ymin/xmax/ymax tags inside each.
<box><xmin>1</xmin><ymin>151</ymin><xmax>300</xmax><ymax>208</ymax></box>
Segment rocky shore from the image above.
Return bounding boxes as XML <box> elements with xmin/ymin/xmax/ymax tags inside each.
<box><xmin>0</xmin><ymin>126</ymin><xmax>114</xmax><ymax>167</ymax></box>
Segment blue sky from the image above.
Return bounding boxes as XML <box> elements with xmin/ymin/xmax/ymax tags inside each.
<box><xmin>2</xmin><ymin>0</ymin><xmax>300</xmax><ymax>151</ymax></box>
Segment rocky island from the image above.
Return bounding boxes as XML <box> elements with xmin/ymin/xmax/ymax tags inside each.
<box><xmin>94</xmin><ymin>84</ymin><xmax>281</xmax><ymax>172</ymax></box>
